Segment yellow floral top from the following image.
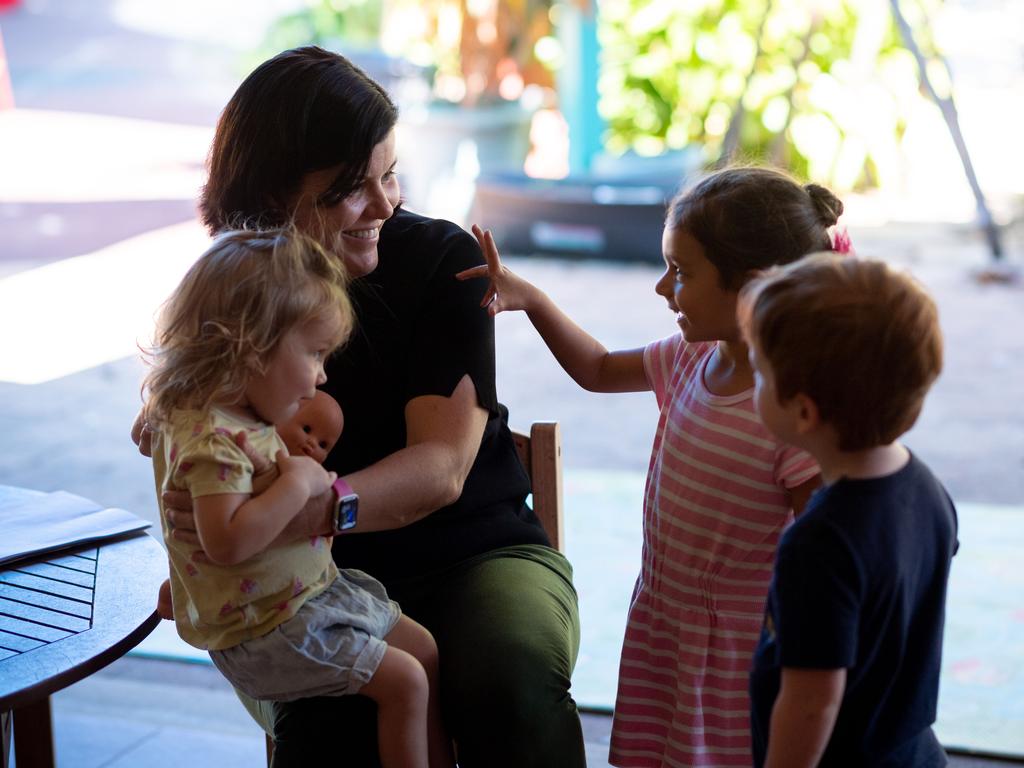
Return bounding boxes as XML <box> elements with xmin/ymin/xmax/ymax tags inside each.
<box><xmin>152</xmin><ymin>407</ymin><xmax>337</xmax><ymax>651</ymax></box>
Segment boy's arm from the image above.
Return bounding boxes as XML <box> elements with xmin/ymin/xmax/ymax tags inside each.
<box><xmin>458</xmin><ymin>226</ymin><xmax>650</xmax><ymax>393</ymax></box>
<box><xmin>764</xmin><ymin>667</ymin><xmax>846</xmax><ymax>768</ymax></box>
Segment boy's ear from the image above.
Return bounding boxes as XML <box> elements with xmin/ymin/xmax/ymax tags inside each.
<box><xmin>737</xmin><ymin>268</ymin><xmax>766</xmax><ymax>292</ymax></box>
<box><xmin>745</xmin><ymin>267</ymin><xmax>768</xmax><ymax>281</ymax></box>
<box><xmin>792</xmin><ymin>393</ymin><xmax>821</xmax><ymax>435</ymax></box>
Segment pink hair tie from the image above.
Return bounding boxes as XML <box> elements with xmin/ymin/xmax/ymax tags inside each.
<box><xmin>831</xmin><ymin>226</ymin><xmax>854</xmax><ymax>256</ymax></box>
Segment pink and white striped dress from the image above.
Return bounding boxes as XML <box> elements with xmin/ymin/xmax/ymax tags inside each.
<box><xmin>608</xmin><ymin>335</ymin><xmax>819</xmax><ymax>768</ymax></box>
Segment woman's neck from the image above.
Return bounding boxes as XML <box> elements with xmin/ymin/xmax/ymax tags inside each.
<box><xmin>704</xmin><ymin>339</ymin><xmax>754</xmax><ymax>396</ymax></box>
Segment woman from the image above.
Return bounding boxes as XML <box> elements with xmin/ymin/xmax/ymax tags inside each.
<box><xmin>157</xmin><ymin>46</ymin><xmax>584</xmax><ymax>767</ymax></box>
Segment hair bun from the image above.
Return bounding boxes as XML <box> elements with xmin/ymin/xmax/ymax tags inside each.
<box><xmin>805</xmin><ymin>183</ymin><xmax>844</xmax><ymax>227</ymax></box>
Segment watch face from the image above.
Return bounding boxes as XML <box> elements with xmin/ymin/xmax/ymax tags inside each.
<box><xmin>338</xmin><ymin>496</ymin><xmax>358</xmax><ymax>531</ymax></box>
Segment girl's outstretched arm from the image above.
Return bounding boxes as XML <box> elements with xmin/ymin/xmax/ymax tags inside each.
<box><xmin>457</xmin><ymin>226</ymin><xmax>650</xmax><ymax>394</ymax></box>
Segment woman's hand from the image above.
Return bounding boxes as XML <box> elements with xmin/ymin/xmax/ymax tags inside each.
<box><xmin>455</xmin><ymin>225</ymin><xmax>542</xmax><ymax>316</ymax></box>
<box><xmin>236</xmin><ymin>431</ymin><xmax>279</xmax><ymax>497</ymax></box>
<box><xmin>130</xmin><ymin>409</ymin><xmax>153</xmax><ymax>457</ymax></box>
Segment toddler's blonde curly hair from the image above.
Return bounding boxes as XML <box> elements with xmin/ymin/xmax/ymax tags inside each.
<box><xmin>142</xmin><ymin>227</ymin><xmax>352</xmax><ymax>426</ymax></box>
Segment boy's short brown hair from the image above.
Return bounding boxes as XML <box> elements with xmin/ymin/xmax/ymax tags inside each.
<box><xmin>741</xmin><ymin>254</ymin><xmax>943</xmax><ymax>451</ymax></box>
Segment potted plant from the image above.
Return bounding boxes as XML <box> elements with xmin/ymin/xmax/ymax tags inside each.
<box><xmin>261</xmin><ymin>0</ymin><xmax>558</xmax><ymax>217</ymax></box>
<box><xmin>381</xmin><ymin>0</ymin><xmax>557</xmax><ymax>215</ymax></box>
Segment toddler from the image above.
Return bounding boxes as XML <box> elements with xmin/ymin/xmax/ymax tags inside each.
<box><xmin>742</xmin><ymin>254</ymin><xmax>957</xmax><ymax>767</ymax></box>
<box><xmin>155</xmin><ymin>389</ymin><xmax>345</xmax><ymax>619</ymax></box>
<box><xmin>143</xmin><ymin>228</ymin><xmax>454</xmax><ymax>768</ymax></box>
<box><xmin>461</xmin><ymin>166</ymin><xmax>848</xmax><ymax>766</ymax></box>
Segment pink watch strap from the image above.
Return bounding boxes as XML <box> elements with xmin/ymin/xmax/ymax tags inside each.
<box><xmin>332</xmin><ymin>477</ymin><xmax>355</xmax><ymax>499</ymax></box>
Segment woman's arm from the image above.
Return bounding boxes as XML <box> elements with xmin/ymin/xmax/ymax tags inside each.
<box><xmin>341</xmin><ymin>373</ymin><xmax>488</xmax><ymax>533</ymax></box>
<box><xmin>458</xmin><ymin>226</ymin><xmax>649</xmax><ymax>393</ymax></box>
<box><xmin>764</xmin><ymin>667</ymin><xmax>846</xmax><ymax>768</ymax></box>
<box><xmin>195</xmin><ymin>452</ymin><xmax>335</xmax><ymax>565</ymax></box>
<box><xmin>163</xmin><ymin>376</ymin><xmax>487</xmax><ymax>541</ymax></box>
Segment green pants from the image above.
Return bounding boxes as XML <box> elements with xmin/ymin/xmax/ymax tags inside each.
<box><xmin>237</xmin><ymin>544</ymin><xmax>585</xmax><ymax>768</ymax></box>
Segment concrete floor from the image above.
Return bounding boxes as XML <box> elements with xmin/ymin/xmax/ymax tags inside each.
<box><xmin>30</xmin><ymin>657</ymin><xmax>1019</xmax><ymax>768</ymax></box>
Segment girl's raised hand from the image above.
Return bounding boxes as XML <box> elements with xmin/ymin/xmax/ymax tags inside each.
<box><xmin>456</xmin><ymin>225</ymin><xmax>540</xmax><ymax>316</ymax></box>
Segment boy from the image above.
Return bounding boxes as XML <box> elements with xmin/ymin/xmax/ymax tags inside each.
<box><xmin>741</xmin><ymin>254</ymin><xmax>958</xmax><ymax>767</ymax></box>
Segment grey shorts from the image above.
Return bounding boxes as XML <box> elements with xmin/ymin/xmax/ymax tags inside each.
<box><xmin>209</xmin><ymin>569</ymin><xmax>401</xmax><ymax>702</ymax></box>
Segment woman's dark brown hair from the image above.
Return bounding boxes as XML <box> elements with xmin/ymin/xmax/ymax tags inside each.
<box><xmin>667</xmin><ymin>166</ymin><xmax>843</xmax><ymax>289</ymax></box>
<box><xmin>200</xmin><ymin>46</ymin><xmax>399</xmax><ymax>233</ymax></box>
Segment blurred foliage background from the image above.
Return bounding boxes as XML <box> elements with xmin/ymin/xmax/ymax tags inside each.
<box><xmin>256</xmin><ymin>0</ymin><xmax>969</xmax><ymax>193</ymax></box>
<box><xmin>258</xmin><ymin>0</ymin><xmax>558</xmax><ymax>106</ymax></box>
<box><xmin>598</xmin><ymin>0</ymin><xmax>947</xmax><ymax>190</ymax></box>
<box><xmin>260</xmin><ymin>0</ymin><xmax>383</xmax><ymax>51</ymax></box>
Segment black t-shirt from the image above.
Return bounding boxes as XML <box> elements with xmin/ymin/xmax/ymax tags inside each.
<box><xmin>750</xmin><ymin>453</ymin><xmax>958</xmax><ymax>767</ymax></box>
<box><xmin>321</xmin><ymin>208</ymin><xmax>546</xmax><ymax>584</ymax></box>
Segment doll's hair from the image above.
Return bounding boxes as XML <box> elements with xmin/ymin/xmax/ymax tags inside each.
<box><xmin>667</xmin><ymin>166</ymin><xmax>843</xmax><ymax>289</ymax></box>
<box><xmin>142</xmin><ymin>227</ymin><xmax>352</xmax><ymax>425</ymax></box>
<box><xmin>741</xmin><ymin>253</ymin><xmax>943</xmax><ymax>451</ymax></box>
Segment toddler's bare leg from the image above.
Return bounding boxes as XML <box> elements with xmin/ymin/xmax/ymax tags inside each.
<box><xmin>379</xmin><ymin>616</ymin><xmax>455</xmax><ymax>768</ymax></box>
<box><xmin>360</xmin><ymin>641</ymin><xmax>430</xmax><ymax>768</ymax></box>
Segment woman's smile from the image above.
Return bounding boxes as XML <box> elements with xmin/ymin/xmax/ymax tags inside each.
<box><xmin>344</xmin><ymin>226</ymin><xmax>381</xmax><ymax>241</ymax></box>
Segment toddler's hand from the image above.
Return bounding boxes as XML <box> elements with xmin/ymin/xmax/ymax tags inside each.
<box><xmin>275</xmin><ymin>451</ymin><xmax>336</xmax><ymax>499</ymax></box>
<box><xmin>235</xmin><ymin>430</ymin><xmax>280</xmax><ymax>496</ymax></box>
<box><xmin>455</xmin><ymin>225</ymin><xmax>539</xmax><ymax>315</ymax></box>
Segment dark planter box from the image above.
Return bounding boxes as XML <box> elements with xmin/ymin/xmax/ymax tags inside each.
<box><xmin>469</xmin><ymin>171</ymin><xmax>684</xmax><ymax>264</ymax></box>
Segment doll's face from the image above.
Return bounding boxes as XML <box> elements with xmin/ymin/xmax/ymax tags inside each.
<box><xmin>278</xmin><ymin>390</ymin><xmax>344</xmax><ymax>464</ymax></box>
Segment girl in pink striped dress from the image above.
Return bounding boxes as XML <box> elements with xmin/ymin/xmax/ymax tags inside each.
<box><xmin>459</xmin><ymin>166</ymin><xmax>848</xmax><ymax>767</ymax></box>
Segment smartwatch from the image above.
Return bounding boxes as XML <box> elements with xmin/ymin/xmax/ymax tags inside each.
<box><xmin>332</xmin><ymin>477</ymin><xmax>359</xmax><ymax>532</ymax></box>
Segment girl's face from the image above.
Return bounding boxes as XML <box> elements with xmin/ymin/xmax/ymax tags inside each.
<box><xmin>292</xmin><ymin>129</ymin><xmax>400</xmax><ymax>279</ymax></box>
<box><xmin>654</xmin><ymin>226</ymin><xmax>741</xmax><ymax>343</ymax></box>
<box><xmin>242</xmin><ymin>311</ymin><xmax>341</xmax><ymax>427</ymax></box>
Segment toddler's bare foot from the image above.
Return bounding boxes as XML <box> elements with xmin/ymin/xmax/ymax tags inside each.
<box><xmin>156</xmin><ymin>578</ymin><xmax>174</xmax><ymax>621</ymax></box>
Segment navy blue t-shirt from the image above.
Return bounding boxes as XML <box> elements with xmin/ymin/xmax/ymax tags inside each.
<box><xmin>750</xmin><ymin>452</ymin><xmax>958</xmax><ymax>767</ymax></box>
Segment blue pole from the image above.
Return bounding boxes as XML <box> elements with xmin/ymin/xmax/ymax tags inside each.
<box><xmin>557</xmin><ymin>2</ymin><xmax>602</xmax><ymax>174</ymax></box>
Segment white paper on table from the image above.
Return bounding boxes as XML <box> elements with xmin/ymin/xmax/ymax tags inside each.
<box><xmin>0</xmin><ymin>485</ymin><xmax>151</xmax><ymax>566</ymax></box>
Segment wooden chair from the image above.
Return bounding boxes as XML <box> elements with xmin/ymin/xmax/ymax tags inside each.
<box><xmin>264</xmin><ymin>421</ymin><xmax>564</xmax><ymax>763</ymax></box>
<box><xmin>510</xmin><ymin>421</ymin><xmax>564</xmax><ymax>552</ymax></box>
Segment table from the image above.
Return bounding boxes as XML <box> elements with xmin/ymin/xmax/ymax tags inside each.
<box><xmin>0</xmin><ymin>531</ymin><xmax>165</xmax><ymax>767</ymax></box>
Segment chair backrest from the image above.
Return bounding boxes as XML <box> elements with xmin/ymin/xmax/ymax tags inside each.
<box><xmin>510</xmin><ymin>421</ymin><xmax>564</xmax><ymax>552</ymax></box>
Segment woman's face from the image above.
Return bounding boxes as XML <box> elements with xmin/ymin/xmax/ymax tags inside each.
<box><xmin>292</xmin><ymin>129</ymin><xmax>400</xmax><ymax>279</ymax></box>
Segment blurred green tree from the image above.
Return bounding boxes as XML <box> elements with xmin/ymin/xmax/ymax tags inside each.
<box><xmin>598</xmin><ymin>0</ymin><xmax>944</xmax><ymax>190</ymax></box>
<box><xmin>262</xmin><ymin>0</ymin><xmax>383</xmax><ymax>52</ymax></box>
